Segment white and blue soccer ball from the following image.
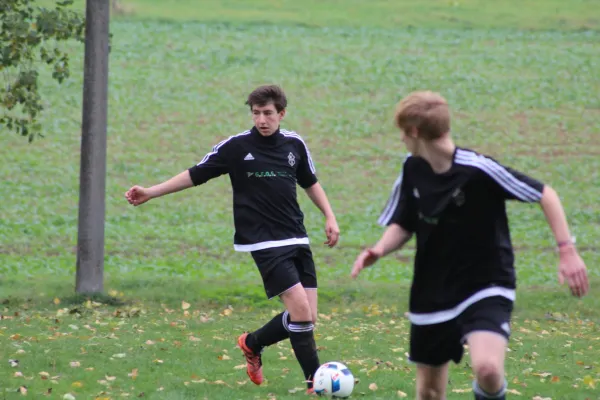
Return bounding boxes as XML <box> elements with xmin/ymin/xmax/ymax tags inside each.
<box><xmin>313</xmin><ymin>361</ymin><xmax>354</xmax><ymax>398</ymax></box>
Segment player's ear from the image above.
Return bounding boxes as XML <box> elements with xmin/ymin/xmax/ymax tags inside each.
<box><xmin>279</xmin><ymin>109</ymin><xmax>286</xmax><ymax>119</ymax></box>
<box><xmin>406</xmin><ymin>126</ymin><xmax>418</xmax><ymax>138</ymax></box>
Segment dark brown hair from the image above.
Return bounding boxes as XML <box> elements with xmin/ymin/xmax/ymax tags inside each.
<box><xmin>246</xmin><ymin>85</ymin><xmax>288</xmax><ymax>112</ymax></box>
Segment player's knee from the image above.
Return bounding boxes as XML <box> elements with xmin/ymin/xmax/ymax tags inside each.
<box><xmin>473</xmin><ymin>360</ymin><xmax>503</xmax><ymax>387</ymax></box>
<box><xmin>416</xmin><ymin>386</ymin><xmax>444</xmax><ymax>400</ymax></box>
<box><xmin>287</xmin><ymin>299</ymin><xmax>312</xmax><ymax>321</ymax></box>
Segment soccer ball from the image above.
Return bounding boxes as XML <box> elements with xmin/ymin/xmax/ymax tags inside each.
<box><xmin>313</xmin><ymin>361</ymin><xmax>354</xmax><ymax>398</ymax></box>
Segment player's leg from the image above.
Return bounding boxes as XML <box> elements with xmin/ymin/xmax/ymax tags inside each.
<box><xmin>467</xmin><ymin>332</ymin><xmax>507</xmax><ymax>399</ymax></box>
<box><xmin>415</xmin><ymin>363</ymin><xmax>450</xmax><ymax>400</ymax></box>
<box><xmin>409</xmin><ymin>320</ymin><xmax>463</xmax><ymax>400</ymax></box>
<box><xmin>242</xmin><ymin>310</ymin><xmax>290</xmax><ymax>352</ymax></box>
<box><xmin>305</xmin><ymin>288</ymin><xmax>317</xmax><ymax>324</ymax></box>
<box><xmin>285</xmin><ymin>245</ymin><xmax>321</xmax><ymax>392</ymax></box>
<box><xmin>460</xmin><ymin>296</ymin><xmax>513</xmax><ymax>399</ymax></box>
<box><xmin>280</xmin><ymin>283</ymin><xmax>320</xmax><ymax>390</ymax></box>
<box><xmin>237</xmin><ymin>248</ymin><xmax>295</xmax><ymax>385</ymax></box>
<box><xmin>298</xmin><ymin>246</ymin><xmax>318</xmax><ymax>325</ymax></box>
<box><xmin>245</xmin><ymin>248</ymin><xmax>298</xmax><ymax>349</ymax></box>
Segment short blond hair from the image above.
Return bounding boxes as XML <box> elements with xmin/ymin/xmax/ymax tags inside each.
<box><xmin>394</xmin><ymin>91</ymin><xmax>450</xmax><ymax>140</ymax></box>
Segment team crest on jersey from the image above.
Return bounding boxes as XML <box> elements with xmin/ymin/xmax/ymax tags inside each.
<box><xmin>288</xmin><ymin>152</ymin><xmax>296</xmax><ymax>166</ymax></box>
<box><xmin>452</xmin><ymin>187</ymin><xmax>465</xmax><ymax>206</ymax></box>
<box><xmin>413</xmin><ymin>188</ymin><xmax>420</xmax><ymax>198</ymax></box>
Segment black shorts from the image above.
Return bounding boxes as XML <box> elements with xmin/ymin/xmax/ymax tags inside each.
<box><xmin>251</xmin><ymin>245</ymin><xmax>317</xmax><ymax>299</ymax></box>
<box><xmin>409</xmin><ymin>296</ymin><xmax>513</xmax><ymax>366</ymax></box>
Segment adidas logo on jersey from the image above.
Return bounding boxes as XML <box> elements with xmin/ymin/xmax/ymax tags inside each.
<box><xmin>244</xmin><ymin>153</ymin><xmax>255</xmax><ymax>161</ymax></box>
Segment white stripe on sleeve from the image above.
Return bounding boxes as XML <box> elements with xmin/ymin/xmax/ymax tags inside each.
<box><xmin>454</xmin><ymin>149</ymin><xmax>542</xmax><ymax>202</ymax></box>
<box><xmin>377</xmin><ymin>153</ymin><xmax>412</xmax><ymax>226</ymax></box>
<box><xmin>281</xmin><ymin>130</ymin><xmax>316</xmax><ymax>174</ymax></box>
<box><xmin>197</xmin><ymin>130</ymin><xmax>251</xmax><ymax>165</ymax></box>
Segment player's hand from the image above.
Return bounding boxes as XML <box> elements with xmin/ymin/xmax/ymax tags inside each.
<box><xmin>324</xmin><ymin>216</ymin><xmax>340</xmax><ymax>248</ymax></box>
<box><xmin>351</xmin><ymin>247</ymin><xmax>383</xmax><ymax>279</ymax></box>
<box><xmin>125</xmin><ymin>185</ymin><xmax>152</xmax><ymax>206</ymax></box>
<box><xmin>558</xmin><ymin>246</ymin><xmax>589</xmax><ymax>297</ymax></box>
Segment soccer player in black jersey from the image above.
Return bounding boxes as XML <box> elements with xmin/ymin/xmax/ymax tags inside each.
<box><xmin>125</xmin><ymin>85</ymin><xmax>340</xmax><ymax>394</ymax></box>
<box><xmin>351</xmin><ymin>91</ymin><xmax>588</xmax><ymax>400</ymax></box>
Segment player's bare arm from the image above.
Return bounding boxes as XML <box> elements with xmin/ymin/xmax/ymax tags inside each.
<box><xmin>539</xmin><ymin>185</ymin><xmax>589</xmax><ymax>297</ymax></box>
<box><xmin>304</xmin><ymin>182</ymin><xmax>340</xmax><ymax>247</ymax></box>
<box><xmin>351</xmin><ymin>223</ymin><xmax>412</xmax><ymax>278</ymax></box>
<box><xmin>125</xmin><ymin>170</ymin><xmax>194</xmax><ymax>206</ymax></box>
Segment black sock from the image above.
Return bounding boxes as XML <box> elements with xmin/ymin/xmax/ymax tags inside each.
<box><xmin>288</xmin><ymin>320</ymin><xmax>320</xmax><ymax>389</ymax></box>
<box><xmin>473</xmin><ymin>379</ymin><xmax>507</xmax><ymax>399</ymax></box>
<box><xmin>245</xmin><ymin>311</ymin><xmax>290</xmax><ymax>354</ymax></box>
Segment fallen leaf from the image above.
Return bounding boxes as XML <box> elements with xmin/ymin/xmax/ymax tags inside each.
<box><xmin>53</xmin><ymin>298</ymin><xmax>61</xmax><ymax>305</ymax></box>
<box><xmin>9</xmin><ymin>359</ymin><xmax>19</xmax><ymax>367</ymax></box>
<box><xmin>182</xmin><ymin>301</ymin><xmax>191</xmax><ymax>310</ymax></box>
<box><xmin>533</xmin><ymin>372</ymin><xmax>552</xmax><ymax>378</ymax></box>
<box><xmin>218</xmin><ymin>354</ymin><xmax>231</xmax><ymax>360</ymax></box>
<box><xmin>234</xmin><ymin>364</ymin><xmax>246</xmax><ymax>370</ymax></box>
<box><xmin>18</xmin><ymin>386</ymin><xmax>27</xmax><ymax>395</ymax></box>
<box><xmin>397</xmin><ymin>390</ymin><xmax>407</xmax><ymax>397</ymax></box>
<box><xmin>369</xmin><ymin>383</ymin><xmax>378</xmax><ymax>391</ymax></box>
<box><xmin>583</xmin><ymin>375</ymin><xmax>595</xmax><ymax>388</ymax></box>
<box><xmin>63</xmin><ymin>394</ymin><xmax>76</xmax><ymax>400</ymax></box>
<box><xmin>128</xmin><ymin>368</ymin><xmax>139</xmax><ymax>380</ymax></box>
<box><xmin>39</xmin><ymin>371</ymin><xmax>50</xmax><ymax>380</ymax></box>
<box><xmin>70</xmin><ymin>361</ymin><xmax>81</xmax><ymax>368</ymax></box>
<box><xmin>71</xmin><ymin>381</ymin><xmax>83</xmax><ymax>388</ymax></box>
<box><xmin>551</xmin><ymin>376</ymin><xmax>560</xmax><ymax>383</ymax></box>
<box><xmin>14</xmin><ymin>371</ymin><xmax>23</xmax><ymax>377</ymax></box>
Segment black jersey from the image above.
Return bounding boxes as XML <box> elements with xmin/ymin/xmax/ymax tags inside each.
<box><xmin>188</xmin><ymin>126</ymin><xmax>318</xmax><ymax>252</ymax></box>
<box><xmin>379</xmin><ymin>147</ymin><xmax>545</xmax><ymax>324</ymax></box>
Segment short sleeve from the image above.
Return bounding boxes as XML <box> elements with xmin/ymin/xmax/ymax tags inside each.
<box><xmin>378</xmin><ymin>156</ymin><xmax>418</xmax><ymax>232</ymax></box>
<box><xmin>188</xmin><ymin>138</ymin><xmax>231</xmax><ymax>186</ymax></box>
<box><xmin>294</xmin><ymin>136</ymin><xmax>318</xmax><ymax>189</ymax></box>
<box><xmin>461</xmin><ymin>152</ymin><xmax>545</xmax><ymax>203</ymax></box>
<box><xmin>497</xmin><ymin>165</ymin><xmax>545</xmax><ymax>202</ymax></box>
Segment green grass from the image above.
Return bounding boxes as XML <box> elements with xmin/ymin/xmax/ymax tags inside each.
<box><xmin>1</xmin><ymin>281</ymin><xmax>600</xmax><ymax>399</ymax></box>
<box><xmin>2</xmin><ymin>0</ymin><xmax>600</xmax><ymax>398</ymax></box>
<box><xmin>38</xmin><ymin>0</ymin><xmax>600</xmax><ymax>31</ymax></box>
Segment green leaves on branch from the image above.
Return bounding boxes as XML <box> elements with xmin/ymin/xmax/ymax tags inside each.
<box><xmin>1</xmin><ymin>0</ymin><xmax>85</xmax><ymax>142</ymax></box>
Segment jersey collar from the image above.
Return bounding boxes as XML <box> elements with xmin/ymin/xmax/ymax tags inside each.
<box><xmin>251</xmin><ymin>126</ymin><xmax>281</xmax><ymax>141</ymax></box>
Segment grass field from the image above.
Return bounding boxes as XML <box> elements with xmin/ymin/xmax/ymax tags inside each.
<box><xmin>1</xmin><ymin>0</ymin><xmax>600</xmax><ymax>398</ymax></box>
